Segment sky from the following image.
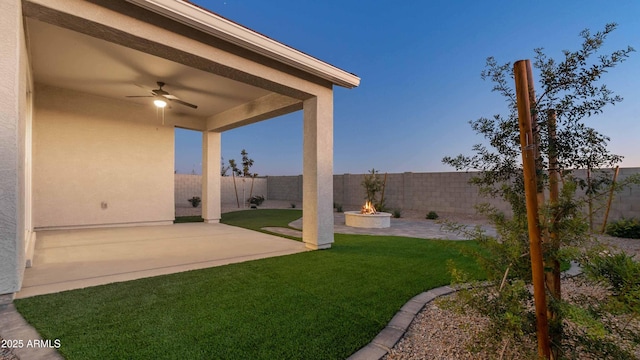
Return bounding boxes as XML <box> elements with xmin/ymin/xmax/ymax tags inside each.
<box><xmin>175</xmin><ymin>0</ymin><xmax>640</xmax><ymax>176</ymax></box>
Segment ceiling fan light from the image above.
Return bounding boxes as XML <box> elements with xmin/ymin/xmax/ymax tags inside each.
<box><xmin>153</xmin><ymin>99</ymin><xmax>167</xmax><ymax>108</ymax></box>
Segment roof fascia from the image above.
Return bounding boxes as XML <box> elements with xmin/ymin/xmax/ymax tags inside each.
<box><xmin>125</xmin><ymin>0</ymin><xmax>360</xmax><ymax>88</ymax></box>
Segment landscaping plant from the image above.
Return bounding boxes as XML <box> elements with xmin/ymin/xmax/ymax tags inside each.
<box><xmin>249</xmin><ymin>195</ymin><xmax>265</xmax><ymax>207</ymax></box>
<box><xmin>187</xmin><ymin>196</ymin><xmax>201</xmax><ymax>208</ymax></box>
<box><xmin>606</xmin><ymin>218</ymin><xmax>640</xmax><ymax>239</ymax></box>
<box><xmin>228</xmin><ymin>149</ymin><xmax>258</xmax><ymax>208</ymax></box>
<box><xmin>426</xmin><ymin>211</ymin><xmax>439</xmax><ymax>220</ymax></box>
<box><xmin>361</xmin><ymin>168</ymin><xmax>386</xmax><ymax>211</ymax></box>
<box><xmin>443</xmin><ymin>23</ymin><xmax>639</xmax><ymax>359</ymax></box>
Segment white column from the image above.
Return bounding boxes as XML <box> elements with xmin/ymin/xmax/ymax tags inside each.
<box><xmin>202</xmin><ymin>131</ymin><xmax>221</xmax><ymax>223</ymax></box>
<box><xmin>302</xmin><ymin>91</ymin><xmax>334</xmax><ymax>250</ymax></box>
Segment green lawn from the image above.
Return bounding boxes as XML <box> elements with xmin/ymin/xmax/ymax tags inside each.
<box><xmin>15</xmin><ymin>210</ymin><xmax>482</xmax><ymax>360</ymax></box>
<box><xmin>173</xmin><ymin>215</ymin><xmax>204</xmax><ymax>223</ymax></box>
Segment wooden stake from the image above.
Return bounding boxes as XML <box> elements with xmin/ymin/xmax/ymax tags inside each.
<box><xmin>526</xmin><ymin>61</ymin><xmax>545</xmax><ymax>201</ymax></box>
<box><xmin>514</xmin><ymin>60</ymin><xmax>550</xmax><ymax>359</ymax></box>
<box><xmin>601</xmin><ymin>166</ymin><xmax>620</xmax><ymax>233</ymax></box>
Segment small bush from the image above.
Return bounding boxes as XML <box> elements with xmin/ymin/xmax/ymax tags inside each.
<box><xmin>248</xmin><ymin>195</ymin><xmax>265</xmax><ymax>206</ymax></box>
<box><xmin>336</xmin><ymin>204</ymin><xmax>343</xmax><ymax>213</ymax></box>
<box><xmin>606</xmin><ymin>218</ymin><xmax>640</xmax><ymax>239</ymax></box>
<box><xmin>392</xmin><ymin>209</ymin><xmax>402</xmax><ymax>218</ymax></box>
<box><xmin>290</xmin><ymin>203</ymin><xmax>296</xmax><ymax>208</ymax></box>
<box><xmin>426</xmin><ymin>211</ymin><xmax>439</xmax><ymax>220</ymax></box>
<box><xmin>188</xmin><ymin>196</ymin><xmax>201</xmax><ymax>208</ymax></box>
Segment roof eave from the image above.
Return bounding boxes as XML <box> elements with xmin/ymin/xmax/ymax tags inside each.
<box><xmin>125</xmin><ymin>0</ymin><xmax>361</xmax><ymax>88</ymax></box>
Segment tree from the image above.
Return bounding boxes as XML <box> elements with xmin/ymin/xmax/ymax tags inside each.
<box><xmin>240</xmin><ymin>149</ymin><xmax>258</xmax><ymax>201</ymax></box>
<box><xmin>228</xmin><ymin>149</ymin><xmax>257</xmax><ymax>208</ymax></box>
<box><xmin>221</xmin><ymin>157</ymin><xmax>230</xmax><ymax>177</ymax></box>
<box><xmin>443</xmin><ymin>23</ymin><xmax>636</xmax><ymax>359</ymax></box>
<box><xmin>361</xmin><ymin>168</ymin><xmax>385</xmax><ymax>211</ymax></box>
<box><xmin>228</xmin><ymin>158</ymin><xmax>241</xmax><ymax>207</ymax></box>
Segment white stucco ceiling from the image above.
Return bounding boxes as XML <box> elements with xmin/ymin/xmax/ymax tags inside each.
<box><xmin>26</xmin><ymin>18</ymin><xmax>272</xmax><ymax>118</ymax></box>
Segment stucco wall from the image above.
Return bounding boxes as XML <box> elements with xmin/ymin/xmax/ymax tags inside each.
<box><xmin>0</xmin><ymin>0</ymin><xmax>28</xmax><ymax>299</ymax></box>
<box><xmin>33</xmin><ymin>85</ymin><xmax>175</xmax><ymax>229</ymax></box>
<box><xmin>269</xmin><ymin>170</ymin><xmax>640</xmax><ymax>222</ymax></box>
<box><xmin>175</xmin><ymin>174</ymin><xmax>268</xmax><ymax>207</ymax></box>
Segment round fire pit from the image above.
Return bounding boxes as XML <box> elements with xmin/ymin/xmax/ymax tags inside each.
<box><xmin>344</xmin><ymin>211</ymin><xmax>392</xmax><ymax>228</ymax></box>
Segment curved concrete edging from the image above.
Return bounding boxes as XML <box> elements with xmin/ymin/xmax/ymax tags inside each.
<box><xmin>347</xmin><ymin>285</ymin><xmax>456</xmax><ymax>360</ymax></box>
<box><xmin>347</xmin><ymin>262</ymin><xmax>583</xmax><ymax>360</ymax></box>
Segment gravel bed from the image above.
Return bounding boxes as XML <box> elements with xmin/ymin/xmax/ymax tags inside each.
<box><xmin>385</xmin><ymin>236</ymin><xmax>640</xmax><ymax>360</ymax></box>
<box><xmin>386</xmin><ymin>275</ymin><xmax>640</xmax><ymax>359</ymax></box>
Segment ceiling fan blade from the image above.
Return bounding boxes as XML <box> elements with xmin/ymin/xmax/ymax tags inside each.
<box><xmin>134</xmin><ymin>83</ymin><xmax>155</xmax><ymax>91</ymax></box>
<box><xmin>163</xmin><ymin>94</ymin><xmax>180</xmax><ymax>100</ymax></box>
<box><xmin>167</xmin><ymin>98</ymin><xmax>198</xmax><ymax>109</ymax></box>
<box><xmin>126</xmin><ymin>95</ymin><xmax>154</xmax><ymax>98</ymax></box>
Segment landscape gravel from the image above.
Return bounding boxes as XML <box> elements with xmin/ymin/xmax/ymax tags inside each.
<box><xmin>384</xmin><ymin>235</ymin><xmax>640</xmax><ymax>360</ymax></box>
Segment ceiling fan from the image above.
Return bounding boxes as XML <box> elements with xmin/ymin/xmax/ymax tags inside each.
<box><xmin>126</xmin><ymin>81</ymin><xmax>198</xmax><ymax>109</ymax></box>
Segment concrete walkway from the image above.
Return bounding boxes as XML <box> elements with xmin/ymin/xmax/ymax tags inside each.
<box><xmin>286</xmin><ymin>213</ymin><xmax>496</xmax><ymax>240</ymax></box>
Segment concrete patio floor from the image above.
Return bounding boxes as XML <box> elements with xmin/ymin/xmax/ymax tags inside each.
<box><xmin>17</xmin><ymin>223</ymin><xmax>307</xmax><ymax>299</ymax></box>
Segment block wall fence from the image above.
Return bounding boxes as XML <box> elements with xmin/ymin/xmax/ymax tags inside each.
<box><xmin>175</xmin><ymin>174</ymin><xmax>268</xmax><ymax>207</ymax></box>
<box><xmin>175</xmin><ymin>168</ymin><xmax>640</xmax><ymax>223</ymax></box>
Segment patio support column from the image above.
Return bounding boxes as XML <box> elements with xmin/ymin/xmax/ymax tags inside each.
<box><xmin>202</xmin><ymin>131</ymin><xmax>221</xmax><ymax>223</ymax></box>
<box><xmin>302</xmin><ymin>92</ymin><xmax>334</xmax><ymax>250</ymax></box>
<box><xmin>0</xmin><ymin>0</ymin><xmax>25</xmax><ymax>304</ymax></box>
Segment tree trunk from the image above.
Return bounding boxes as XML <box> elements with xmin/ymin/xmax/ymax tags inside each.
<box><xmin>232</xmin><ymin>172</ymin><xmax>239</xmax><ymax>208</ymax></box>
<box><xmin>546</xmin><ymin>109</ymin><xmax>562</xmax><ymax>360</ymax></box>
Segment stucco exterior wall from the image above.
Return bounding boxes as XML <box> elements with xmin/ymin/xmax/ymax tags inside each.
<box><xmin>0</xmin><ymin>0</ymin><xmax>28</xmax><ymax>300</ymax></box>
<box><xmin>175</xmin><ymin>174</ymin><xmax>268</xmax><ymax>207</ymax></box>
<box><xmin>33</xmin><ymin>85</ymin><xmax>175</xmax><ymax>229</ymax></box>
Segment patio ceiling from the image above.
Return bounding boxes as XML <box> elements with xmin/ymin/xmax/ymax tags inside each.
<box><xmin>26</xmin><ymin>18</ymin><xmax>273</xmax><ymax>120</ymax></box>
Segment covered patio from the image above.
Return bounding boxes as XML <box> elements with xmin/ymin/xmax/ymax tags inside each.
<box><xmin>17</xmin><ymin>222</ymin><xmax>307</xmax><ymax>299</ymax></box>
<box><xmin>1</xmin><ymin>0</ymin><xmax>359</xmax><ymax>303</ymax></box>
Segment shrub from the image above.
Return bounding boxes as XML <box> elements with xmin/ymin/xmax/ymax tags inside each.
<box><xmin>248</xmin><ymin>195</ymin><xmax>265</xmax><ymax>207</ymax></box>
<box><xmin>290</xmin><ymin>203</ymin><xmax>296</xmax><ymax>208</ymax></box>
<box><xmin>336</xmin><ymin>204</ymin><xmax>343</xmax><ymax>213</ymax></box>
<box><xmin>392</xmin><ymin>209</ymin><xmax>402</xmax><ymax>218</ymax></box>
<box><xmin>188</xmin><ymin>196</ymin><xmax>201</xmax><ymax>208</ymax></box>
<box><xmin>606</xmin><ymin>218</ymin><xmax>640</xmax><ymax>239</ymax></box>
<box><xmin>426</xmin><ymin>211</ymin><xmax>439</xmax><ymax>220</ymax></box>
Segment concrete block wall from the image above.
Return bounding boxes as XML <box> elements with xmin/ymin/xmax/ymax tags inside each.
<box><xmin>569</xmin><ymin>168</ymin><xmax>640</xmax><ymax>226</ymax></box>
<box><xmin>267</xmin><ymin>168</ymin><xmax>640</xmax><ymax>220</ymax></box>
<box><xmin>175</xmin><ymin>174</ymin><xmax>202</xmax><ymax>207</ymax></box>
<box><xmin>267</xmin><ymin>175</ymin><xmax>303</xmax><ymax>202</ymax></box>
<box><xmin>175</xmin><ymin>174</ymin><xmax>268</xmax><ymax>207</ymax></box>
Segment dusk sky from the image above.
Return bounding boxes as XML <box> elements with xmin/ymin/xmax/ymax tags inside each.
<box><xmin>175</xmin><ymin>0</ymin><xmax>640</xmax><ymax>176</ymax></box>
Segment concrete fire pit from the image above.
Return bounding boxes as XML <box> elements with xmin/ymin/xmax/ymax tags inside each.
<box><xmin>344</xmin><ymin>211</ymin><xmax>392</xmax><ymax>228</ymax></box>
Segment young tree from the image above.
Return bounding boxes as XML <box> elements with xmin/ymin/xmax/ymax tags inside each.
<box><xmin>443</xmin><ymin>23</ymin><xmax>636</xmax><ymax>358</ymax></box>
<box><xmin>221</xmin><ymin>157</ymin><xmax>230</xmax><ymax>177</ymax></box>
<box><xmin>240</xmin><ymin>149</ymin><xmax>258</xmax><ymax>200</ymax></box>
<box><xmin>228</xmin><ymin>149</ymin><xmax>257</xmax><ymax>208</ymax></box>
<box><xmin>361</xmin><ymin>168</ymin><xmax>385</xmax><ymax>211</ymax></box>
<box><xmin>228</xmin><ymin>158</ymin><xmax>241</xmax><ymax>207</ymax></box>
